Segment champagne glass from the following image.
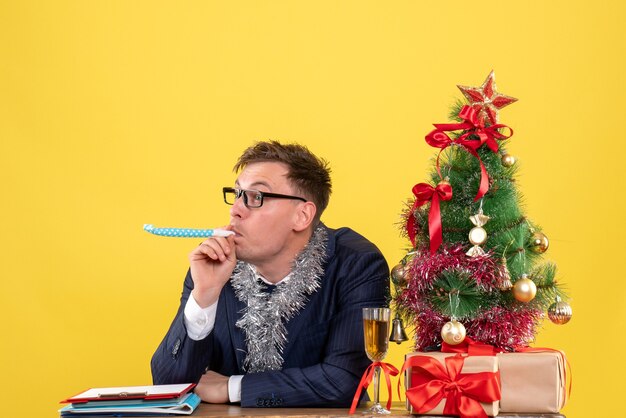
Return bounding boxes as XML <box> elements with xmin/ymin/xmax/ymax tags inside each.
<box><xmin>362</xmin><ymin>307</ymin><xmax>391</xmax><ymax>414</ymax></box>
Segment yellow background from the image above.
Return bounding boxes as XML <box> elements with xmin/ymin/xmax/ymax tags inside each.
<box><xmin>1</xmin><ymin>1</ymin><xmax>624</xmax><ymax>416</ymax></box>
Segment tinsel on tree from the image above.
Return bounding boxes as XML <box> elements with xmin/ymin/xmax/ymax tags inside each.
<box><xmin>391</xmin><ymin>71</ymin><xmax>572</xmax><ymax>352</ymax></box>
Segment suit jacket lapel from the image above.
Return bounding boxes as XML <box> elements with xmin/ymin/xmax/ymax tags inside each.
<box><xmin>224</xmin><ymin>284</ymin><xmax>247</xmax><ymax>372</ymax></box>
<box><xmin>281</xmin><ymin>229</ymin><xmax>333</xmax><ymax>362</ymax></box>
<box><xmin>280</xmin><ymin>309</ymin><xmax>308</xmax><ymax>361</ymax></box>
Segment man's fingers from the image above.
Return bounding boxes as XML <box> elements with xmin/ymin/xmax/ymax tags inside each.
<box><xmin>199</xmin><ymin>242</ymin><xmax>224</xmax><ymax>260</ymax></box>
<box><xmin>205</xmin><ymin>237</ymin><xmax>232</xmax><ymax>255</ymax></box>
<box><xmin>192</xmin><ymin>238</ymin><xmax>231</xmax><ymax>262</ymax></box>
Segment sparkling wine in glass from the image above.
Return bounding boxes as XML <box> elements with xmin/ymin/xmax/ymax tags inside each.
<box><xmin>362</xmin><ymin>307</ymin><xmax>391</xmax><ymax>414</ymax></box>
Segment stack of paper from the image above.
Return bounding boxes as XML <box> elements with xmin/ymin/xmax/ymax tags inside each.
<box><xmin>59</xmin><ymin>384</ymin><xmax>200</xmax><ymax>416</ymax></box>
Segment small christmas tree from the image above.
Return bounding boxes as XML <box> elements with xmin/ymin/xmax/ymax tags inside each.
<box><xmin>392</xmin><ymin>71</ymin><xmax>572</xmax><ymax>351</ymax></box>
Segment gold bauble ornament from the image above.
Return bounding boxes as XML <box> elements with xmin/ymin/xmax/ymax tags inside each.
<box><xmin>391</xmin><ymin>263</ymin><xmax>407</xmax><ymax>287</ymax></box>
<box><xmin>548</xmin><ymin>297</ymin><xmax>573</xmax><ymax>324</ymax></box>
<box><xmin>501</xmin><ymin>154</ymin><xmax>516</xmax><ymax>167</ymax></box>
<box><xmin>529</xmin><ymin>231</ymin><xmax>549</xmax><ymax>253</ymax></box>
<box><xmin>441</xmin><ymin>320</ymin><xmax>466</xmax><ymax>345</ymax></box>
<box><xmin>512</xmin><ymin>275</ymin><xmax>537</xmax><ymax>303</ymax></box>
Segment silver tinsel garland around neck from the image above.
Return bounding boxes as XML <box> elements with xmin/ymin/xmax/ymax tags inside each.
<box><xmin>231</xmin><ymin>226</ymin><xmax>328</xmax><ymax>373</ymax></box>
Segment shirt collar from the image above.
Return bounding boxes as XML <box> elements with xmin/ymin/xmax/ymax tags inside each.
<box><xmin>249</xmin><ymin>265</ymin><xmax>291</xmax><ymax>285</ymax></box>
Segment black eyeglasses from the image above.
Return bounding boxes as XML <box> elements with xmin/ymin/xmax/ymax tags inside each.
<box><xmin>223</xmin><ymin>187</ymin><xmax>307</xmax><ymax>208</ymax></box>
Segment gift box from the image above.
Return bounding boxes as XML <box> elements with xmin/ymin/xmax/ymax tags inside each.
<box><xmin>497</xmin><ymin>351</ymin><xmax>568</xmax><ymax>413</ymax></box>
<box><xmin>403</xmin><ymin>352</ymin><xmax>500</xmax><ymax>417</ymax></box>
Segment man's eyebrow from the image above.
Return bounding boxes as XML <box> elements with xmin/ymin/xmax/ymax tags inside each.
<box><xmin>234</xmin><ymin>180</ymin><xmax>272</xmax><ymax>190</ymax></box>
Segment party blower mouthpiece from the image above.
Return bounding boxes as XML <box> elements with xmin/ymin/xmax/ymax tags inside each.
<box><xmin>143</xmin><ymin>224</ymin><xmax>235</xmax><ymax>238</ymax></box>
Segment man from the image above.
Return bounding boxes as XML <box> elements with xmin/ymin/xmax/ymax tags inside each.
<box><xmin>151</xmin><ymin>141</ymin><xmax>389</xmax><ymax>407</ymax></box>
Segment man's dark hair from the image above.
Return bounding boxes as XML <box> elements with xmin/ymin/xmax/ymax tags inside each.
<box><xmin>234</xmin><ymin>140</ymin><xmax>332</xmax><ymax>221</ymax></box>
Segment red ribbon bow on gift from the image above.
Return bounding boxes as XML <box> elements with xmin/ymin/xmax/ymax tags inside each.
<box><xmin>407</xmin><ymin>181</ymin><xmax>453</xmax><ymax>254</ymax></box>
<box><xmin>399</xmin><ymin>354</ymin><xmax>501</xmax><ymax>418</ymax></box>
<box><xmin>425</xmin><ymin>105</ymin><xmax>513</xmax><ymax>201</ymax></box>
<box><xmin>442</xmin><ymin>336</ymin><xmax>501</xmax><ymax>356</ymax></box>
<box><xmin>349</xmin><ymin>361</ymin><xmax>399</xmax><ymax>414</ymax></box>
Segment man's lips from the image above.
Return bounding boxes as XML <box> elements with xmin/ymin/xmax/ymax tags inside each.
<box><xmin>229</xmin><ymin>227</ymin><xmax>242</xmax><ymax>237</ymax></box>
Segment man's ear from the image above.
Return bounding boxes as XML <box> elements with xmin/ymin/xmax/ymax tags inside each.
<box><xmin>293</xmin><ymin>201</ymin><xmax>317</xmax><ymax>232</ymax></box>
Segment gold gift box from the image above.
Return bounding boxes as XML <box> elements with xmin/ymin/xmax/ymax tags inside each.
<box><xmin>497</xmin><ymin>351</ymin><xmax>568</xmax><ymax>413</ymax></box>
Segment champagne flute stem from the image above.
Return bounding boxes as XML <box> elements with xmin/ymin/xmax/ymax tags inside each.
<box><xmin>373</xmin><ymin>365</ymin><xmax>381</xmax><ymax>406</ymax></box>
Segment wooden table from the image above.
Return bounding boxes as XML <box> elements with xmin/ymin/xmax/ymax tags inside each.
<box><xmin>186</xmin><ymin>402</ymin><xmax>565</xmax><ymax>417</ymax></box>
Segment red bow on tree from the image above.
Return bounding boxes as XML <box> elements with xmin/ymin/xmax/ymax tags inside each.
<box><xmin>407</xmin><ymin>181</ymin><xmax>453</xmax><ymax>254</ymax></box>
<box><xmin>425</xmin><ymin>105</ymin><xmax>513</xmax><ymax>201</ymax></box>
<box><xmin>399</xmin><ymin>354</ymin><xmax>501</xmax><ymax>418</ymax></box>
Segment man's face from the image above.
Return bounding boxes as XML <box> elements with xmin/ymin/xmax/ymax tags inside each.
<box><xmin>228</xmin><ymin>161</ymin><xmax>307</xmax><ymax>265</ymax></box>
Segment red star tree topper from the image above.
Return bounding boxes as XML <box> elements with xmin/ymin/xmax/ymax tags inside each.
<box><xmin>457</xmin><ymin>70</ymin><xmax>518</xmax><ymax>126</ymax></box>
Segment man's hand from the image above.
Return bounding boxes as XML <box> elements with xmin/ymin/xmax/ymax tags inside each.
<box><xmin>195</xmin><ymin>370</ymin><xmax>230</xmax><ymax>404</ymax></box>
<box><xmin>189</xmin><ymin>231</ymin><xmax>237</xmax><ymax>308</ymax></box>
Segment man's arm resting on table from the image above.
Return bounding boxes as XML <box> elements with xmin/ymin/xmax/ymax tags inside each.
<box><xmin>151</xmin><ymin>271</ymin><xmax>215</xmax><ymax>385</ymax></box>
<box><xmin>184</xmin><ymin>296</ymin><xmax>244</xmax><ymax>403</ymax></box>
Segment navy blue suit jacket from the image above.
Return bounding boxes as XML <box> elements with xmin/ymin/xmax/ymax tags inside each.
<box><xmin>151</xmin><ymin>225</ymin><xmax>389</xmax><ymax>407</ymax></box>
